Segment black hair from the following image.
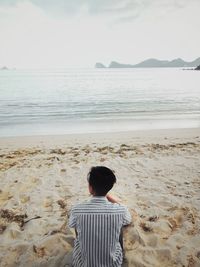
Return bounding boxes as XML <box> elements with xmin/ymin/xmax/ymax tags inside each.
<box><xmin>87</xmin><ymin>166</ymin><xmax>116</xmax><ymax>196</ymax></box>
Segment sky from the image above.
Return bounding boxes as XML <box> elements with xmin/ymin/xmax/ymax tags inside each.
<box><xmin>0</xmin><ymin>0</ymin><xmax>200</xmax><ymax>68</ymax></box>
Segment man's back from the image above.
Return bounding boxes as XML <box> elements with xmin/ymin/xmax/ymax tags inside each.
<box><xmin>69</xmin><ymin>196</ymin><xmax>131</xmax><ymax>267</ymax></box>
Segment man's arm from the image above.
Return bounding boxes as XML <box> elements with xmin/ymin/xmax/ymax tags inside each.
<box><xmin>68</xmin><ymin>206</ymin><xmax>77</xmax><ymax>228</ymax></box>
<box><xmin>122</xmin><ymin>206</ymin><xmax>132</xmax><ymax>226</ymax></box>
<box><xmin>106</xmin><ymin>194</ymin><xmax>121</xmax><ymax>204</ymax></box>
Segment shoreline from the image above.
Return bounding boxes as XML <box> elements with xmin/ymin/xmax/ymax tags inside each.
<box><xmin>1</xmin><ymin>114</ymin><xmax>199</xmax><ymax>139</ymax></box>
<box><xmin>0</xmin><ymin>127</ymin><xmax>200</xmax><ymax>149</ymax></box>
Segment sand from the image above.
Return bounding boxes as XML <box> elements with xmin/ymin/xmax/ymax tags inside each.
<box><xmin>0</xmin><ymin>128</ymin><xmax>200</xmax><ymax>267</ymax></box>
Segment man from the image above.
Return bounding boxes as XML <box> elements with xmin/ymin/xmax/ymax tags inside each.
<box><xmin>69</xmin><ymin>166</ymin><xmax>132</xmax><ymax>267</ymax></box>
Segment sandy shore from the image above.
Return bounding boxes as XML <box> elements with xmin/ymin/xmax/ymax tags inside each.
<box><xmin>0</xmin><ymin>128</ymin><xmax>200</xmax><ymax>267</ymax></box>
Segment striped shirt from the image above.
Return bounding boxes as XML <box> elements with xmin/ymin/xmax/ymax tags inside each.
<box><xmin>68</xmin><ymin>196</ymin><xmax>131</xmax><ymax>267</ymax></box>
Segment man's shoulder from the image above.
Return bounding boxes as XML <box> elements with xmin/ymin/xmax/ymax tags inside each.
<box><xmin>71</xmin><ymin>200</ymin><xmax>129</xmax><ymax>215</ymax></box>
<box><xmin>112</xmin><ymin>203</ymin><xmax>130</xmax><ymax>213</ymax></box>
<box><xmin>70</xmin><ymin>199</ymin><xmax>94</xmax><ymax>212</ymax></box>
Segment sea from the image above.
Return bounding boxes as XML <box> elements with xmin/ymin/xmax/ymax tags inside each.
<box><xmin>0</xmin><ymin>68</ymin><xmax>200</xmax><ymax>137</ymax></box>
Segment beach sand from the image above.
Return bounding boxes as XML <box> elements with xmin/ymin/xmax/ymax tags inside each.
<box><xmin>0</xmin><ymin>128</ymin><xmax>200</xmax><ymax>267</ymax></box>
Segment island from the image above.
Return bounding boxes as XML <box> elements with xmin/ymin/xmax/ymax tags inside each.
<box><xmin>195</xmin><ymin>65</ymin><xmax>200</xmax><ymax>70</ymax></box>
<box><xmin>95</xmin><ymin>57</ymin><xmax>200</xmax><ymax>68</ymax></box>
<box><xmin>95</xmin><ymin>62</ymin><xmax>106</xmax><ymax>68</ymax></box>
<box><xmin>0</xmin><ymin>66</ymin><xmax>9</xmax><ymax>70</ymax></box>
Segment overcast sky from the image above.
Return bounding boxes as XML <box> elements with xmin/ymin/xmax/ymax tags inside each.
<box><xmin>0</xmin><ymin>0</ymin><xmax>199</xmax><ymax>68</ymax></box>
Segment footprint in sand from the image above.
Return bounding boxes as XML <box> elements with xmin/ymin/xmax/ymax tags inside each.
<box><xmin>0</xmin><ymin>190</ymin><xmax>13</xmax><ymax>205</ymax></box>
<box><xmin>43</xmin><ymin>197</ymin><xmax>53</xmax><ymax>211</ymax></box>
<box><xmin>124</xmin><ymin>227</ymin><xmax>145</xmax><ymax>250</ymax></box>
<box><xmin>30</xmin><ymin>176</ymin><xmax>40</xmax><ymax>184</ymax></box>
<box><xmin>3</xmin><ymin>222</ymin><xmax>22</xmax><ymax>239</ymax></box>
<box><xmin>146</xmin><ymin>234</ymin><xmax>158</xmax><ymax>247</ymax></box>
<box><xmin>136</xmin><ymin>161</ymin><xmax>144</xmax><ymax>167</ymax></box>
<box><xmin>19</xmin><ymin>193</ymin><xmax>30</xmax><ymax>204</ymax></box>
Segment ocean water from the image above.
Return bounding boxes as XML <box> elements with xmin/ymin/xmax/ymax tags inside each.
<box><xmin>0</xmin><ymin>68</ymin><xmax>200</xmax><ymax>137</ymax></box>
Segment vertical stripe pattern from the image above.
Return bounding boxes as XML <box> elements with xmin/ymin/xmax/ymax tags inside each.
<box><xmin>68</xmin><ymin>197</ymin><xmax>132</xmax><ymax>267</ymax></box>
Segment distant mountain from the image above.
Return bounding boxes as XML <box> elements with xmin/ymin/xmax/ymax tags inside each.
<box><xmin>95</xmin><ymin>58</ymin><xmax>200</xmax><ymax>68</ymax></box>
<box><xmin>0</xmin><ymin>66</ymin><xmax>9</xmax><ymax>70</ymax></box>
<box><xmin>195</xmin><ymin>65</ymin><xmax>200</xmax><ymax>70</ymax></box>
<box><xmin>109</xmin><ymin>61</ymin><xmax>136</xmax><ymax>68</ymax></box>
<box><xmin>95</xmin><ymin>62</ymin><xmax>106</xmax><ymax>68</ymax></box>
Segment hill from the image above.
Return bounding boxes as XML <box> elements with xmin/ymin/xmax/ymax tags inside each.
<box><xmin>95</xmin><ymin>58</ymin><xmax>200</xmax><ymax>68</ymax></box>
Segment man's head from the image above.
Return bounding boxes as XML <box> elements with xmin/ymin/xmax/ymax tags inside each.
<box><xmin>87</xmin><ymin>166</ymin><xmax>116</xmax><ymax>196</ymax></box>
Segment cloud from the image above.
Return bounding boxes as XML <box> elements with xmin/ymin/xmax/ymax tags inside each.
<box><xmin>0</xmin><ymin>0</ymin><xmax>84</xmax><ymax>15</ymax></box>
<box><xmin>1</xmin><ymin>0</ymin><xmax>198</xmax><ymax>29</ymax></box>
<box><xmin>31</xmin><ymin>0</ymin><xmax>85</xmax><ymax>16</ymax></box>
<box><xmin>0</xmin><ymin>0</ymin><xmax>199</xmax><ymax>28</ymax></box>
<box><xmin>0</xmin><ymin>0</ymin><xmax>18</xmax><ymax>5</ymax></box>
<box><xmin>0</xmin><ymin>0</ymin><xmax>199</xmax><ymax>20</ymax></box>
<box><xmin>0</xmin><ymin>0</ymin><xmax>198</xmax><ymax>15</ymax></box>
